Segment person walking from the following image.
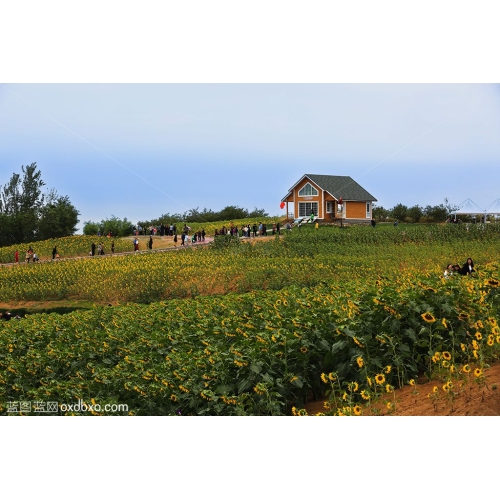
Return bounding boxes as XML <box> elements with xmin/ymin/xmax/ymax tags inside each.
<box><xmin>149</xmin><ymin>236</ymin><xmax>153</xmax><ymax>250</ymax></box>
<box><xmin>91</xmin><ymin>242</ymin><xmax>96</xmax><ymax>256</ymax></box>
<box><xmin>111</xmin><ymin>241</ymin><xmax>115</xmax><ymax>254</ymax></box>
<box><xmin>52</xmin><ymin>246</ymin><xmax>57</xmax><ymax>260</ymax></box>
<box><xmin>14</xmin><ymin>250</ymin><xmax>19</xmax><ymax>264</ymax></box>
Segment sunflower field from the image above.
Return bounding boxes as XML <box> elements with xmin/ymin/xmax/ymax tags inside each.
<box><xmin>1</xmin><ymin>223</ymin><xmax>499</xmax><ymax>415</ymax></box>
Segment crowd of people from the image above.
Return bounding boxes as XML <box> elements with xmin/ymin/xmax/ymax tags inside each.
<box><xmin>443</xmin><ymin>257</ymin><xmax>476</xmax><ymax>278</ymax></box>
<box><xmin>214</xmin><ymin>222</ymin><xmax>283</xmax><ymax>238</ymax></box>
<box><xmin>14</xmin><ymin>245</ymin><xmax>59</xmax><ymax>264</ymax></box>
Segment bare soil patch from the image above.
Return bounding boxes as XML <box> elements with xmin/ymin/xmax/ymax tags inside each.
<box><xmin>305</xmin><ymin>362</ymin><xmax>500</xmax><ymax>416</ymax></box>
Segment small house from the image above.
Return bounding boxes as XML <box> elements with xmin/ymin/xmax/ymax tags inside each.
<box><xmin>281</xmin><ymin>174</ymin><xmax>377</xmax><ymax>223</ymax></box>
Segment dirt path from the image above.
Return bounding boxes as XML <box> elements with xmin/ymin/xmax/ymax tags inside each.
<box><xmin>0</xmin><ymin>235</ymin><xmax>216</xmax><ymax>268</ymax></box>
<box><xmin>305</xmin><ymin>362</ymin><xmax>500</xmax><ymax>416</ymax></box>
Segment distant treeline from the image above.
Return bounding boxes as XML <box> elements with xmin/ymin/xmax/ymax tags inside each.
<box><xmin>83</xmin><ymin>205</ymin><xmax>270</xmax><ymax>237</ymax></box>
<box><xmin>373</xmin><ymin>199</ymin><xmax>462</xmax><ymax>223</ymax></box>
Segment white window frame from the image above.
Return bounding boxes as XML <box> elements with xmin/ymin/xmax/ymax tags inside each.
<box><xmin>298</xmin><ymin>183</ymin><xmax>319</xmax><ymax>197</ymax></box>
<box><xmin>326</xmin><ymin>201</ymin><xmax>333</xmax><ymax>213</ymax></box>
<box><xmin>366</xmin><ymin>202</ymin><xmax>371</xmax><ymax>218</ymax></box>
<box><xmin>298</xmin><ymin>202</ymin><xmax>319</xmax><ymax>217</ymax></box>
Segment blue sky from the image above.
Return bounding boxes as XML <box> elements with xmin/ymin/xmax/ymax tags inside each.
<box><xmin>2</xmin><ymin>83</ymin><xmax>500</xmax><ymax>231</ymax></box>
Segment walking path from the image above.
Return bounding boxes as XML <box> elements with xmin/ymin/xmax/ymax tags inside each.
<box><xmin>0</xmin><ymin>236</ymin><xmax>216</xmax><ymax>268</ymax></box>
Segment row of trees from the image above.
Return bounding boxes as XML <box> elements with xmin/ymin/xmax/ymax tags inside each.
<box><xmin>141</xmin><ymin>205</ymin><xmax>269</xmax><ymax>226</ymax></box>
<box><xmin>372</xmin><ymin>199</ymin><xmax>458</xmax><ymax>223</ymax></box>
<box><xmin>0</xmin><ymin>163</ymin><xmax>80</xmax><ymax>247</ymax></box>
<box><xmin>82</xmin><ymin>206</ymin><xmax>270</xmax><ymax>236</ymax></box>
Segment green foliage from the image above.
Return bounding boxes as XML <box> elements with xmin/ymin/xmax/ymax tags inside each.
<box><xmin>0</xmin><ymin>163</ymin><xmax>79</xmax><ymax>245</ymax></box>
<box><xmin>83</xmin><ymin>216</ymin><xmax>134</xmax><ymax>237</ymax></box>
<box><xmin>38</xmin><ymin>193</ymin><xmax>80</xmax><ymax>240</ymax></box>
<box><xmin>138</xmin><ymin>205</ymin><xmax>270</xmax><ymax>227</ymax></box>
<box><xmin>1</xmin><ymin>265</ymin><xmax>499</xmax><ymax>415</ymax></box>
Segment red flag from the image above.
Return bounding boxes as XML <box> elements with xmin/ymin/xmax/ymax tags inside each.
<box><xmin>280</xmin><ymin>202</ymin><xmax>285</xmax><ymax>209</ymax></box>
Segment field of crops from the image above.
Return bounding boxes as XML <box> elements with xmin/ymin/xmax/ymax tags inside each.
<box><xmin>1</xmin><ymin>223</ymin><xmax>499</xmax><ymax>415</ymax></box>
<box><xmin>0</xmin><ymin>216</ymin><xmax>282</xmax><ymax>264</ymax></box>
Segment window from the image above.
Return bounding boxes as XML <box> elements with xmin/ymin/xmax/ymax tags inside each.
<box><xmin>298</xmin><ymin>183</ymin><xmax>318</xmax><ymax>196</ymax></box>
<box><xmin>366</xmin><ymin>202</ymin><xmax>371</xmax><ymax>218</ymax></box>
<box><xmin>298</xmin><ymin>202</ymin><xmax>318</xmax><ymax>217</ymax></box>
<box><xmin>326</xmin><ymin>201</ymin><xmax>333</xmax><ymax>213</ymax></box>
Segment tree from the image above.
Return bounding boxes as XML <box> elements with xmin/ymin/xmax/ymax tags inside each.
<box><xmin>407</xmin><ymin>205</ymin><xmax>423</xmax><ymax>223</ymax></box>
<box><xmin>38</xmin><ymin>192</ymin><xmax>80</xmax><ymax>240</ymax></box>
<box><xmin>83</xmin><ymin>216</ymin><xmax>134</xmax><ymax>237</ymax></box>
<box><xmin>83</xmin><ymin>221</ymin><xmax>101</xmax><ymax>236</ymax></box>
<box><xmin>248</xmin><ymin>207</ymin><xmax>269</xmax><ymax>218</ymax></box>
<box><xmin>372</xmin><ymin>204</ymin><xmax>389</xmax><ymax>221</ymax></box>
<box><xmin>423</xmin><ymin>204</ymin><xmax>448</xmax><ymax>223</ymax></box>
<box><xmin>391</xmin><ymin>203</ymin><xmax>409</xmax><ymax>222</ymax></box>
<box><xmin>0</xmin><ymin>163</ymin><xmax>79</xmax><ymax>245</ymax></box>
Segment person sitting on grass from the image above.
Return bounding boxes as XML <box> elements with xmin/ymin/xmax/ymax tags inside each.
<box><xmin>461</xmin><ymin>257</ymin><xmax>475</xmax><ymax>276</ymax></box>
<box><xmin>443</xmin><ymin>263</ymin><xmax>454</xmax><ymax>278</ymax></box>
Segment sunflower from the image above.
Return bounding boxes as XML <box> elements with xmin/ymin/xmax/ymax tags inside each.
<box><xmin>328</xmin><ymin>372</ymin><xmax>336</xmax><ymax>382</ymax></box>
<box><xmin>487</xmin><ymin>335</ymin><xmax>494</xmax><ymax>347</ymax></box>
<box><xmin>375</xmin><ymin>373</ymin><xmax>385</xmax><ymax>385</ymax></box>
<box><xmin>474</xmin><ymin>368</ymin><xmax>482</xmax><ymax>377</ymax></box>
<box><xmin>409</xmin><ymin>379</ymin><xmax>416</xmax><ymax>386</ymax></box>
<box><xmin>441</xmin><ymin>318</ymin><xmax>450</xmax><ymax>329</ymax></box>
<box><xmin>486</xmin><ymin>278</ymin><xmax>500</xmax><ymax>287</ymax></box>
<box><xmin>356</xmin><ymin>357</ymin><xmax>364</xmax><ymax>368</ymax></box>
<box><xmin>342</xmin><ymin>392</ymin><xmax>348</xmax><ymax>401</ymax></box>
<box><xmin>442</xmin><ymin>351</ymin><xmax>452</xmax><ymax>361</ymax></box>
<box><xmin>472</xmin><ymin>339</ymin><xmax>479</xmax><ymax>350</ymax></box>
<box><xmin>442</xmin><ymin>360</ymin><xmax>450</xmax><ymax>368</ymax></box>
<box><xmin>300</xmin><ymin>346</ymin><xmax>308</xmax><ymax>354</ymax></box>
<box><xmin>349</xmin><ymin>381</ymin><xmax>359</xmax><ymax>392</ymax></box>
<box><xmin>385</xmin><ymin>365</ymin><xmax>392</xmax><ymax>374</ymax></box>
<box><xmin>473</xmin><ymin>350</ymin><xmax>478</xmax><ymax>359</ymax></box>
<box><xmin>320</xmin><ymin>373</ymin><xmax>328</xmax><ymax>384</ymax></box>
<box><xmin>433</xmin><ymin>386</ymin><xmax>439</xmax><ymax>393</ymax></box>
<box><xmin>460</xmin><ymin>343</ymin><xmax>466</xmax><ymax>352</ymax></box>
<box><xmin>386</xmin><ymin>384</ymin><xmax>393</xmax><ymax>393</ymax></box>
<box><xmin>361</xmin><ymin>390</ymin><xmax>370</xmax><ymax>400</ymax></box>
<box><xmin>475</xmin><ymin>331</ymin><xmax>483</xmax><ymax>341</ymax></box>
<box><xmin>353</xmin><ymin>405</ymin><xmax>362</xmax><ymax>416</ymax></box>
<box><xmin>386</xmin><ymin>402</ymin><xmax>393</xmax><ymax>411</ymax></box>
<box><xmin>353</xmin><ymin>337</ymin><xmax>364</xmax><ymax>348</ymax></box>
<box><xmin>458</xmin><ymin>312</ymin><xmax>470</xmax><ymax>321</ymax></box>
<box><xmin>421</xmin><ymin>312</ymin><xmax>436</xmax><ymax>323</ymax></box>
<box><xmin>462</xmin><ymin>364</ymin><xmax>471</xmax><ymax>373</ymax></box>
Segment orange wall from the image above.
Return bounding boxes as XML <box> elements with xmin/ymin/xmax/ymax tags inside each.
<box><xmin>293</xmin><ymin>178</ymin><xmax>323</xmax><ymax>217</ymax></box>
<box><xmin>346</xmin><ymin>201</ymin><xmax>369</xmax><ymax>219</ymax></box>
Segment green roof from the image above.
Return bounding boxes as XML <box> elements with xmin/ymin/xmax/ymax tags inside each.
<box><xmin>305</xmin><ymin>174</ymin><xmax>377</xmax><ymax>201</ymax></box>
